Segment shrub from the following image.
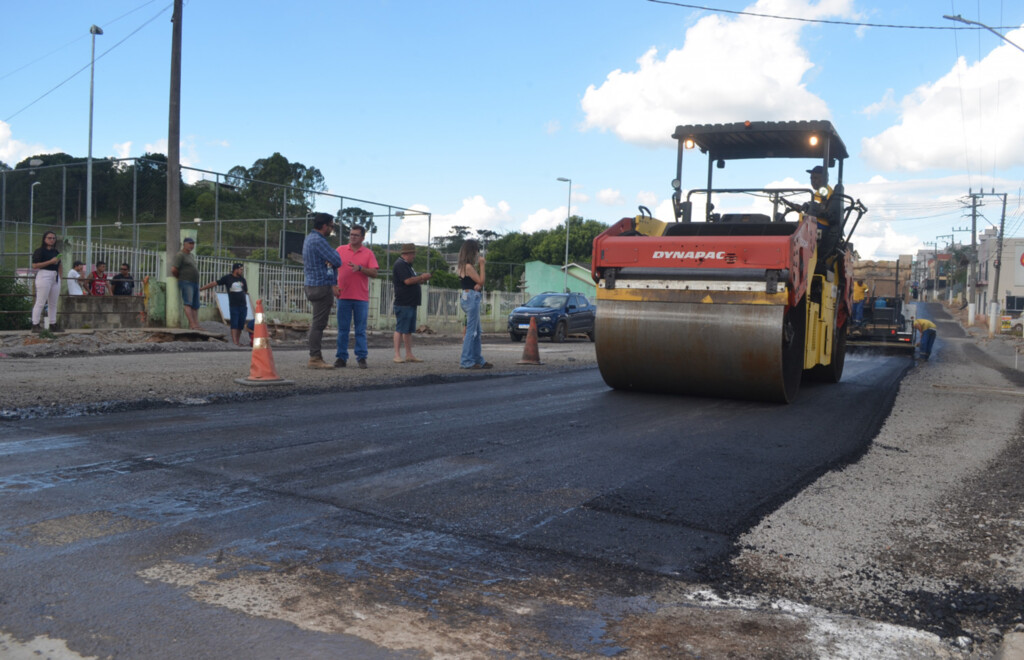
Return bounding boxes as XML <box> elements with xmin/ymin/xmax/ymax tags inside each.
<box><xmin>0</xmin><ymin>271</ymin><xmax>32</xmax><ymax>330</ymax></box>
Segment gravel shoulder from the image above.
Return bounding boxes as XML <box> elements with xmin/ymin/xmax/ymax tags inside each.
<box><xmin>730</xmin><ymin>302</ymin><xmax>1024</xmax><ymax>653</ymax></box>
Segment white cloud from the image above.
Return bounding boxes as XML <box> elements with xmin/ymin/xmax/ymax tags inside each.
<box><xmin>842</xmin><ymin>174</ymin><xmax>972</xmax><ymax>260</ymax></box>
<box><xmin>0</xmin><ymin>121</ymin><xmax>56</xmax><ymax>165</ymax></box>
<box><xmin>394</xmin><ymin>196</ymin><xmax>513</xmax><ymax>244</ymax></box>
<box><xmin>861</xmin><ymin>89</ymin><xmax>896</xmax><ymax>118</ymax></box>
<box><xmin>637</xmin><ymin>190</ymin><xmax>659</xmax><ymax>207</ymax></box>
<box><xmin>580</xmin><ymin>0</ymin><xmax>856</xmax><ymax>146</ymax></box>
<box><xmin>523</xmin><ymin>206</ymin><xmax>572</xmax><ymax>233</ymax></box>
<box><xmin>862</xmin><ymin>26</ymin><xmax>1024</xmax><ymax>172</ymax></box>
<box><xmin>113</xmin><ymin>141</ymin><xmax>132</xmax><ymax>159</ymax></box>
<box><xmin>596</xmin><ymin>188</ymin><xmax>624</xmax><ymax>205</ymax></box>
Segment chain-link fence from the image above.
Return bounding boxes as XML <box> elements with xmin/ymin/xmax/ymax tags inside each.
<box><xmin>1</xmin><ymin>158</ymin><xmax>432</xmax><ymax>274</ymax></box>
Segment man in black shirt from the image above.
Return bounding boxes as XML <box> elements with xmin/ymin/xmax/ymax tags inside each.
<box><xmin>111</xmin><ymin>263</ymin><xmax>135</xmax><ymax>296</ymax></box>
<box><xmin>200</xmin><ymin>263</ymin><xmax>249</xmax><ymax>346</ymax></box>
<box><xmin>392</xmin><ymin>244</ymin><xmax>431</xmax><ymax>363</ymax></box>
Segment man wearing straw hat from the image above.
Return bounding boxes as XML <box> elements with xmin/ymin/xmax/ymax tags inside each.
<box><xmin>392</xmin><ymin>243</ymin><xmax>431</xmax><ymax>363</ymax></box>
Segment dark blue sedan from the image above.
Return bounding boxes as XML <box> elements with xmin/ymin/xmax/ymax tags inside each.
<box><xmin>507</xmin><ymin>292</ymin><xmax>596</xmax><ymax>343</ymax></box>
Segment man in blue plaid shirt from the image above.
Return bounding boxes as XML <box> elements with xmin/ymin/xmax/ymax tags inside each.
<box><xmin>303</xmin><ymin>213</ymin><xmax>343</xmax><ymax>368</ymax></box>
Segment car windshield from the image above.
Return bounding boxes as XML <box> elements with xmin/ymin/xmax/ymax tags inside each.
<box><xmin>525</xmin><ymin>294</ymin><xmax>567</xmax><ymax>309</ymax></box>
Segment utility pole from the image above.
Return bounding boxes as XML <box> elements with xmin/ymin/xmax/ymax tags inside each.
<box><xmin>989</xmin><ymin>193</ymin><xmax>1008</xmax><ymax>337</ymax></box>
<box><xmin>952</xmin><ymin>224</ymin><xmax>973</xmax><ymax>321</ymax></box>
<box><xmin>964</xmin><ymin>190</ymin><xmax>1008</xmax><ymax>335</ymax></box>
<box><xmin>937</xmin><ymin>234</ymin><xmax>954</xmax><ymax>303</ymax></box>
<box><xmin>923</xmin><ymin>241</ymin><xmax>937</xmax><ymax>302</ymax></box>
<box><xmin>165</xmin><ymin>0</ymin><xmax>183</xmax><ymax>326</ymax></box>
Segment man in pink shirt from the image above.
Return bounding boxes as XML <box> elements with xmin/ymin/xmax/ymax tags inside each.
<box><xmin>334</xmin><ymin>225</ymin><xmax>379</xmax><ymax>368</ymax></box>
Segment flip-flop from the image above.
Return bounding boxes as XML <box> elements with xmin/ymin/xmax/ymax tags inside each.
<box><xmin>405</xmin><ymin>357</ymin><xmax>423</xmax><ymax>363</ymax></box>
<box><xmin>393</xmin><ymin>358</ymin><xmax>405</xmax><ymax>363</ymax></box>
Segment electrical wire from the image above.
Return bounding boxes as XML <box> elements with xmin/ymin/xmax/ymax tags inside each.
<box><xmin>646</xmin><ymin>0</ymin><xmax>1019</xmax><ymax>30</ymax></box>
<box><xmin>0</xmin><ymin>0</ymin><xmax>166</xmax><ymax>83</ymax></box>
<box><xmin>2</xmin><ymin>2</ymin><xmax>173</xmax><ymax>124</ymax></box>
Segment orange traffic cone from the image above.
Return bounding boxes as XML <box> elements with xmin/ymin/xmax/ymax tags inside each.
<box><xmin>517</xmin><ymin>317</ymin><xmax>543</xmax><ymax>365</ymax></box>
<box><xmin>235</xmin><ymin>300</ymin><xmax>294</xmax><ymax>387</ymax></box>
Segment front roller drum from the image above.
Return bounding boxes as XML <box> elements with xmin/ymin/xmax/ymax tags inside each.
<box><xmin>595</xmin><ymin>299</ymin><xmax>805</xmax><ymax>403</ymax></box>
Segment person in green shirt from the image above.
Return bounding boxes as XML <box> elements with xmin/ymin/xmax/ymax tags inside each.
<box><xmin>171</xmin><ymin>237</ymin><xmax>202</xmax><ymax>330</ymax></box>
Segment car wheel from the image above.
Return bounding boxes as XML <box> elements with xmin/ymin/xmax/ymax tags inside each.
<box><xmin>551</xmin><ymin>321</ymin><xmax>566</xmax><ymax>343</ymax></box>
<box><xmin>509</xmin><ymin>332</ymin><xmax>522</xmax><ymax>342</ymax></box>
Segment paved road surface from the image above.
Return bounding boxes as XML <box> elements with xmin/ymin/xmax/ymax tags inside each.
<box><xmin>0</xmin><ymin>351</ymin><xmax>916</xmax><ymax>658</ymax></box>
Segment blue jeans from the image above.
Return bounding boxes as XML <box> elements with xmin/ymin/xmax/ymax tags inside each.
<box><xmin>852</xmin><ymin>300</ymin><xmax>864</xmax><ymax>323</ymax></box>
<box><xmin>179</xmin><ymin>280</ymin><xmax>200</xmax><ymax>309</ymax></box>
<box><xmin>336</xmin><ymin>299</ymin><xmax>369</xmax><ymax>361</ymax></box>
<box><xmin>919</xmin><ymin>328</ymin><xmax>936</xmax><ymax>357</ymax></box>
<box><xmin>460</xmin><ymin>290</ymin><xmax>484</xmax><ymax>368</ymax></box>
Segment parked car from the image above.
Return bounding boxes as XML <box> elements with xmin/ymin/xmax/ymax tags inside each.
<box><xmin>507</xmin><ymin>292</ymin><xmax>596</xmax><ymax>343</ymax></box>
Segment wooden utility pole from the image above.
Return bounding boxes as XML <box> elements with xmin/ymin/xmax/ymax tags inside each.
<box><xmin>165</xmin><ymin>0</ymin><xmax>182</xmax><ymax>276</ymax></box>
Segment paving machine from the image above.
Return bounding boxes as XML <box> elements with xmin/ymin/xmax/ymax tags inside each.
<box><xmin>590</xmin><ymin>120</ymin><xmax>867</xmax><ymax>402</ymax></box>
<box><xmin>847</xmin><ymin>258</ymin><xmax>917</xmax><ymax>351</ymax></box>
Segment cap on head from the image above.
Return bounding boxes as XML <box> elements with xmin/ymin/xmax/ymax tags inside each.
<box><xmin>232</xmin><ymin>262</ymin><xmax>243</xmax><ymax>271</ymax></box>
<box><xmin>183</xmin><ymin>237</ymin><xmax>195</xmax><ymax>244</ymax></box>
<box><xmin>400</xmin><ymin>243</ymin><xmax>416</xmax><ymax>255</ymax></box>
<box><xmin>806</xmin><ymin>165</ymin><xmax>827</xmax><ymax>176</ymax></box>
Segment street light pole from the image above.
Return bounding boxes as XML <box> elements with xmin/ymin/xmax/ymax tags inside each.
<box><xmin>86</xmin><ymin>24</ymin><xmax>103</xmax><ymax>270</ymax></box>
<box><xmin>29</xmin><ymin>181</ymin><xmax>41</xmax><ymax>269</ymax></box>
<box><xmin>557</xmin><ymin>177</ymin><xmax>571</xmax><ymax>292</ymax></box>
<box><xmin>943</xmin><ymin>15</ymin><xmax>1024</xmax><ymax>53</ymax></box>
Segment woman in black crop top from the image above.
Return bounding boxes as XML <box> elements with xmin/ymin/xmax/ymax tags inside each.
<box><xmin>30</xmin><ymin>231</ymin><xmax>63</xmax><ymax>332</ymax></box>
<box><xmin>457</xmin><ymin>239</ymin><xmax>491</xmax><ymax>369</ymax></box>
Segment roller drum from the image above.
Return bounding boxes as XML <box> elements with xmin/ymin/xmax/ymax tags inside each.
<box><xmin>595</xmin><ymin>299</ymin><xmax>804</xmax><ymax>402</ymax></box>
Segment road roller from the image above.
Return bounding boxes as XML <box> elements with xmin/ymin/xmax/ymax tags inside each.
<box><xmin>590</xmin><ymin>120</ymin><xmax>868</xmax><ymax>403</ymax></box>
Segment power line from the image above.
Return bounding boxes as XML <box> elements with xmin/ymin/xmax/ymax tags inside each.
<box><xmin>0</xmin><ymin>0</ymin><xmax>166</xmax><ymax>83</ymax></box>
<box><xmin>3</xmin><ymin>3</ymin><xmax>173</xmax><ymax>124</ymax></box>
<box><xmin>646</xmin><ymin>0</ymin><xmax>1020</xmax><ymax>30</ymax></box>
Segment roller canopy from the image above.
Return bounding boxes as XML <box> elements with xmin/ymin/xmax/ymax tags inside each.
<box><xmin>671</xmin><ymin>120</ymin><xmax>849</xmax><ymax>162</ymax></box>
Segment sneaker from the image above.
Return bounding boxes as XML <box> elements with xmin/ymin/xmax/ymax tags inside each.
<box><xmin>479</xmin><ymin>362</ymin><xmax>493</xmax><ymax>369</ymax></box>
<box><xmin>307</xmin><ymin>357</ymin><xmax>334</xmax><ymax>369</ymax></box>
<box><xmin>334</xmin><ymin>358</ymin><xmax>347</xmax><ymax>368</ymax></box>
<box><xmin>357</xmin><ymin>358</ymin><xmax>368</xmax><ymax>369</ymax></box>
<box><xmin>30</xmin><ymin>324</ymin><xmax>42</xmax><ymax>333</ymax></box>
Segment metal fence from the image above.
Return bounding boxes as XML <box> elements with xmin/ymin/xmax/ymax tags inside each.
<box><xmin>3</xmin><ymin>237</ymin><xmax>526</xmax><ymax>332</ymax></box>
<box><xmin>1</xmin><ymin>157</ymin><xmax>432</xmax><ymax>274</ymax></box>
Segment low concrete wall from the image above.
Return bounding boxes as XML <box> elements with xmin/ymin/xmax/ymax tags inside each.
<box><xmin>60</xmin><ymin>295</ymin><xmax>146</xmax><ymax>330</ymax></box>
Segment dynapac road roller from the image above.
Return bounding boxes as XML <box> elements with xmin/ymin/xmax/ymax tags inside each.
<box><xmin>591</xmin><ymin>120</ymin><xmax>867</xmax><ymax>402</ymax></box>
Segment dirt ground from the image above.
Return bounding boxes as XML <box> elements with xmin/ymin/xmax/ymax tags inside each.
<box><xmin>0</xmin><ymin>323</ymin><xmax>597</xmax><ymax>417</ymax></box>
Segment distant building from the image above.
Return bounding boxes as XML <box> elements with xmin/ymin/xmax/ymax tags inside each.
<box><xmin>523</xmin><ymin>261</ymin><xmax>596</xmax><ymax>300</ymax></box>
<box><xmin>976</xmin><ymin>228</ymin><xmax>1024</xmax><ymax>313</ymax></box>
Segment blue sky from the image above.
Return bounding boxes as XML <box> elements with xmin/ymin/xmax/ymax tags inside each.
<box><xmin>3</xmin><ymin>0</ymin><xmax>1023</xmax><ymax>259</ymax></box>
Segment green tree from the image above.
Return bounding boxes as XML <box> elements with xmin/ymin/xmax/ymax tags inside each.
<box><xmin>531</xmin><ymin>216</ymin><xmax>606</xmax><ymax>265</ymax></box>
<box><xmin>337</xmin><ymin>207</ymin><xmax>373</xmax><ymax>244</ymax></box>
<box><xmin>241</xmin><ymin>152</ymin><xmax>326</xmax><ymax>217</ymax></box>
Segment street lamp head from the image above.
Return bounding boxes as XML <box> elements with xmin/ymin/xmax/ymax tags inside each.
<box><xmin>90</xmin><ymin>25</ymin><xmax>103</xmax><ymax>35</ymax></box>
<box><xmin>557</xmin><ymin>177</ymin><xmax>570</xmax><ymax>182</ymax></box>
